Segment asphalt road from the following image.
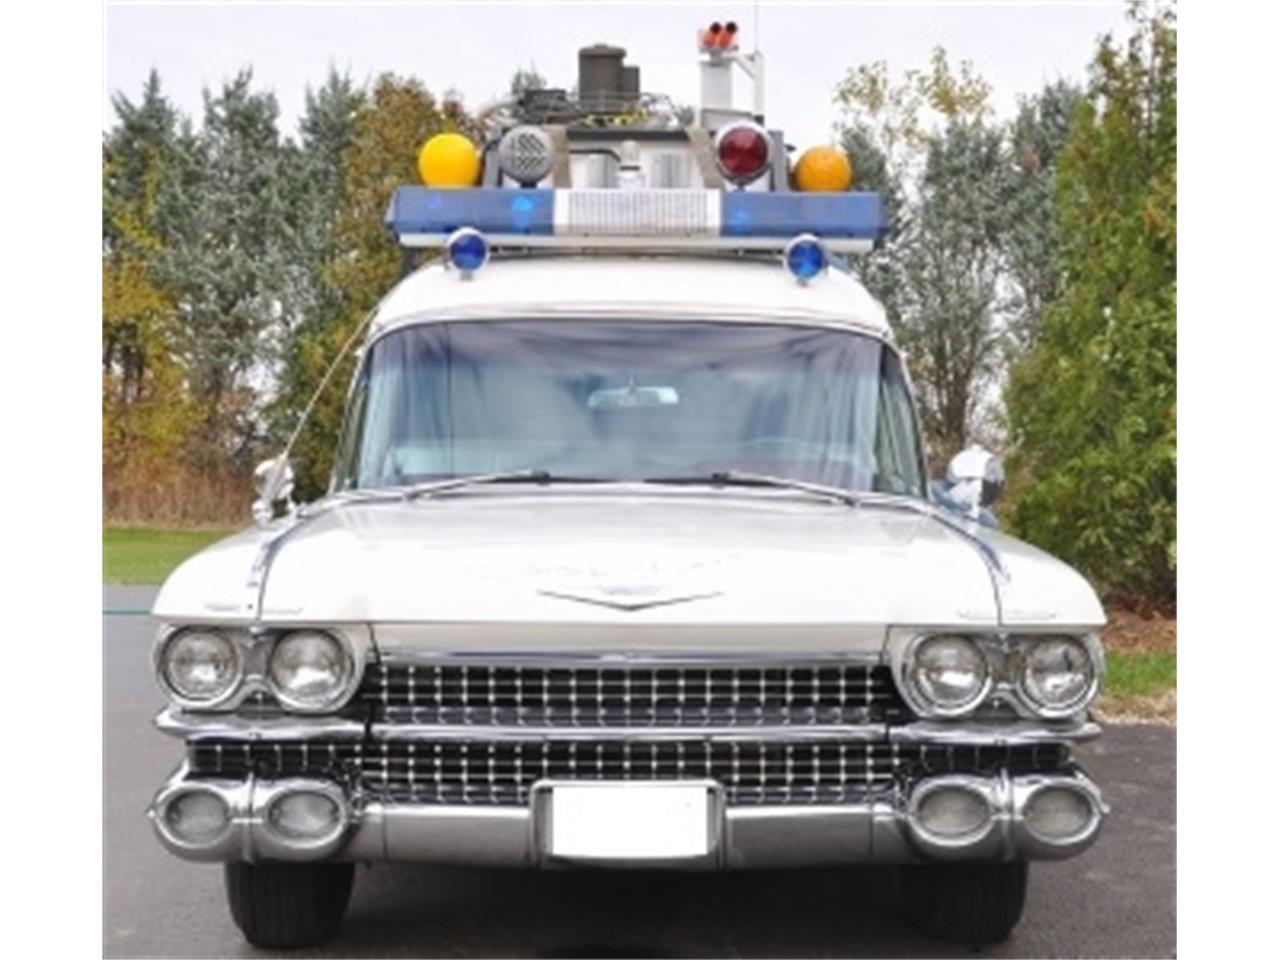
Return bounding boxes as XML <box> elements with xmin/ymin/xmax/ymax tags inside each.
<box><xmin>104</xmin><ymin>587</ymin><xmax>1175</xmax><ymax>959</ymax></box>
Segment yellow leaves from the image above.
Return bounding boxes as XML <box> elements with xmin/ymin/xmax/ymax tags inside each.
<box><xmin>834</xmin><ymin>47</ymin><xmax>993</xmax><ymax>160</ymax></box>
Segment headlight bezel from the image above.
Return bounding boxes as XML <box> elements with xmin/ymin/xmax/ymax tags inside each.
<box><xmin>901</xmin><ymin>633</ymin><xmax>993</xmax><ymax>717</ymax></box>
<box><xmin>1013</xmin><ymin>634</ymin><xmax>1101</xmax><ymax>718</ymax></box>
<box><xmin>266</xmin><ymin>629</ymin><xmax>356</xmax><ymax>713</ymax></box>
<box><xmin>155</xmin><ymin>627</ymin><xmax>245</xmax><ymax>709</ymax></box>
<box><xmin>153</xmin><ymin>624</ymin><xmax>368</xmax><ymax>714</ymax></box>
<box><xmin>891</xmin><ymin>629</ymin><xmax>1103</xmax><ymax>720</ymax></box>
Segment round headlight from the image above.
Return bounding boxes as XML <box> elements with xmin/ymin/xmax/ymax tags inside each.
<box><xmin>1021</xmin><ymin>636</ymin><xmax>1095</xmax><ymax>713</ymax></box>
<box><xmin>268</xmin><ymin>631</ymin><xmax>351</xmax><ymax>711</ymax></box>
<box><xmin>908</xmin><ymin>635</ymin><xmax>990</xmax><ymax>713</ymax></box>
<box><xmin>160</xmin><ymin>629</ymin><xmax>241</xmax><ymax>704</ymax></box>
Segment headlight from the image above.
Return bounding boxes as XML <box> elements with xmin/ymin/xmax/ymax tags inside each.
<box><xmin>907</xmin><ymin>635</ymin><xmax>990</xmax><ymax>714</ymax></box>
<box><xmin>1020</xmin><ymin>636</ymin><xmax>1096</xmax><ymax>714</ymax></box>
<box><xmin>159</xmin><ymin>629</ymin><xmax>241</xmax><ymax>705</ymax></box>
<box><xmin>267</xmin><ymin>630</ymin><xmax>352</xmax><ymax>711</ymax></box>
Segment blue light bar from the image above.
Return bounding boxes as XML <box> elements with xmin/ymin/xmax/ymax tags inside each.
<box><xmin>385</xmin><ymin>187</ymin><xmax>888</xmax><ymax>253</ymax></box>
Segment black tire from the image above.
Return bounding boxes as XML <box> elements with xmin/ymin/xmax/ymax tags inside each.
<box><xmin>902</xmin><ymin>861</ymin><xmax>1028</xmax><ymax>945</ymax></box>
<box><xmin>224</xmin><ymin>862</ymin><xmax>354</xmax><ymax>949</ymax></box>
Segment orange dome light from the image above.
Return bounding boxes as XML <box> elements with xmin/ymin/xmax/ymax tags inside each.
<box><xmin>794</xmin><ymin>146</ymin><xmax>854</xmax><ymax>193</ymax></box>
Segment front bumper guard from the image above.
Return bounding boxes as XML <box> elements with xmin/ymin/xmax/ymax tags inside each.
<box><xmin>148</xmin><ymin>764</ymin><xmax>1107</xmax><ymax>868</ymax></box>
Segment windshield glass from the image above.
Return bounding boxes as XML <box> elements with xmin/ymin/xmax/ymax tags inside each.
<box><xmin>334</xmin><ymin>319</ymin><xmax>926</xmax><ymax>497</ymax></box>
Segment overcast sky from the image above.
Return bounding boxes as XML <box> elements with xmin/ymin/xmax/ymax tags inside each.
<box><xmin>105</xmin><ymin>1</ymin><xmax>1133</xmax><ymax>149</ymax></box>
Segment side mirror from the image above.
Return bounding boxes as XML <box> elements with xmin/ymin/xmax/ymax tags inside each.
<box><xmin>939</xmin><ymin>445</ymin><xmax>1004</xmax><ymax>525</ymax></box>
<box><xmin>252</xmin><ymin>456</ymin><xmax>296</xmax><ymax>526</ymax></box>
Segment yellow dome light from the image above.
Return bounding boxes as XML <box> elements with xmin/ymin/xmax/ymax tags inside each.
<box><xmin>793</xmin><ymin>146</ymin><xmax>854</xmax><ymax>193</ymax></box>
<box><xmin>417</xmin><ymin>132</ymin><xmax>480</xmax><ymax>188</ymax></box>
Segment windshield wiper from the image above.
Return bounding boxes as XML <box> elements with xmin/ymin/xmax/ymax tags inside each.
<box><xmin>403</xmin><ymin>468</ymin><xmax>608</xmax><ymax>500</ymax></box>
<box><xmin>644</xmin><ymin>470</ymin><xmax>863</xmax><ymax>507</ymax></box>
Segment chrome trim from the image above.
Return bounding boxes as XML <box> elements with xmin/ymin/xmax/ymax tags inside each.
<box><xmin>147</xmin><ymin>763</ymin><xmax>252</xmax><ymax>863</ymax></box>
<box><xmin>375</xmin><ymin>648</ymin><xmax>886</xmax><ymax>667</ymax></box>
<box><xmin>153</xmin><ymin>627</ymin><xmax>246</xmax><ymax>712</ymax></box>
<box><xmin>897</xmin><ymin>633</ymin><xmax>993</xmax><ymax>719</ymax></box>
<box><xmin>266</xmin><ymin>630</ymin><xmax>358</xmax><ymax>713</ymax></box>
<box><xmin>1010</xmin><ymin>771</ymin><xmax>1109</xmax><ymax>860</ymax></box>
<box><xmin>148</xmin><ymin>766</ymin><xmax>1106</xmax><ymax>866</ymax></box>
<box><xmin>905</xmin><ymin>774</ymin><xmax>1009</xmax><ymax>860</ymax></box>
<box><xmin>252</xmin><ymin>779</ymin><xmax>353</xmax><ymax>861</ymax></box>
<box><xmin>367</xmin><ymin>722</ymin><xmax>886</xmax><ymax>743</ymax></box>
<box><xmin>153</xmin><ymin>707</ymin><xmax>366</xmax><ymax>741</ymax></box>
<box><xmin>152</xmin><ymin>623</ymin><xmax>372</xmax><ymax>715</ymax></box>
<box><xmin>889</xmin><ymin>720</ymin><xmax>1101</xmax><ymax>745</ymax></box>
<box><xmin>888</xmin><ymin>628</ymin><xmax>1105</xmax><ymax>722</ymax></box>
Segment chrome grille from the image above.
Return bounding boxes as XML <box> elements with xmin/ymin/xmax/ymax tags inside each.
<box><xmin>361</xmin><ymin>661</ymin><xmax>906</xmax><ymax>726</ymax></box>
<box><xmin>187</xmin><ymin>738</ymin><xmax>1068</xmax><ymax>807</ymax></box>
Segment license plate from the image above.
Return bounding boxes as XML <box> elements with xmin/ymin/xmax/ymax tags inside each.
<box><xmin>547</xmin><ymin>783</ymin><xmax>712</xmax><ymax>860</ymax></box>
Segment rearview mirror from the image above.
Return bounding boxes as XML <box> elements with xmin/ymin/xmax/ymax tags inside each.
<box><xmin>939</xmin><ymin>445</ymin><xmax>1004</xmax><ymax>525</ymax></box>
<box><xmin>252</xmin><ymin>456</ymin><xmax>296</xmax><ymax>526</ymax></box>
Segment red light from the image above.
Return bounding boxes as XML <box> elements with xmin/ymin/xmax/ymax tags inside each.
<box><xmin>715</xmin><ymin>123</ymin><xmax>771</xmax><ymax>184</ymax></box>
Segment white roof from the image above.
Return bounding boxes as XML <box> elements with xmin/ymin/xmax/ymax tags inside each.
<box><xmin>370</xmin><ymin>255</ymin><xmax>892</xmax><ymax>340</ymax></box>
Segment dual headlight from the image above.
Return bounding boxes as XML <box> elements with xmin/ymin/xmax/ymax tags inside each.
<box><xmin>157</xmin><ymin>627</ymin><xmax>356</xmax><ymax>712</ymax></box>
<box><xmin>901</xmin><ymin>633</ymin><xmax>1100</xmax><ymax>719</ymax></box>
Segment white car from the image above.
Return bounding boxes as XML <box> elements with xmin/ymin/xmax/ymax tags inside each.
<box><xmin>147</xmin><ymin>40</ymin><xmax>1107</xmax><ymax>950</ymax></box>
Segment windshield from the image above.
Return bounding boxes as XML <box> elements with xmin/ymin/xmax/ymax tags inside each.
<box><xmin>333</xmin><ymin>319</ymin><xmax>926</xmax><ymax>497</ymax></box>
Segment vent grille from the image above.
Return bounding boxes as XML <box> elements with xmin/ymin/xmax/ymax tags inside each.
<box><xmin>188</xmin><ymin>738</ymin><xmax>1069</xmax><ymax>807</ymax></box>
<box><xmin>360</xmin><ymin>661</ymin><xmax>907</xmax><ymax>727</ymax></box>
<box><xmin>563</xmin><ymin>189</ymin><xmax>714</xmax><ymax>236</ymax></box>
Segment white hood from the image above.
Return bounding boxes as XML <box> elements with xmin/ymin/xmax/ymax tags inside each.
<box><xmin>154</xmin><ymin>489</ymin><xmax>1104</xmax><ymax>647</ymax></box>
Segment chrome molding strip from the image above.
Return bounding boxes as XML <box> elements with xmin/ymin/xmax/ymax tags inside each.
<box><xmin>374</xmin><ymin>649</ymin><xmax>887</xmax><ymax>667</ymax></box>
<box><xmin>154</xmin><ymin>707</ymin><xmax>366</xmax><ymax>741</ymax></box>
<box><xmin>365</xmin><ymin>722</ymin><xmax>887</xmax><ymax>742</ymax></box>
<box><xmin>889</xmin><ymin>720</ymin><xmax>1101</xmax><ymax>745</ymax></box>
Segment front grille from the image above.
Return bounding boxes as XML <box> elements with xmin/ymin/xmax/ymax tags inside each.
<box><xmin>188</xmin><ymin>738</ymin><xmax>1069</xmax><ymax>807</ymax></box>
<box><xmin>360</xmin><ymin>661</ymin><xmax>907</xmax><ymax>727</ymax></box>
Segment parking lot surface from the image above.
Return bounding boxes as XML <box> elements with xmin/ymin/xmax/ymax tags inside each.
<box><xmin>105</xmin><ymin>588</ymin><xmax>1175</xmax><ymax>958</ymax></box>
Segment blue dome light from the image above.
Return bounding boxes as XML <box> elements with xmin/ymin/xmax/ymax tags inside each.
<box><xmin>445</xmin><ymin>227</ymin><xmax>489</xmax><ymax>275</ymax></box>
<box><xmin>783</xmin><ymin>234</ymin><xmax>828</xmax><ymax>282</ymax></box>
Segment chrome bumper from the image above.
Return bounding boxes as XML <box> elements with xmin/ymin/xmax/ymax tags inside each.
<box><xmin>149</xmin><ymin>764</ymin><xmax>1107</xmax><ymax>868</ymax></box>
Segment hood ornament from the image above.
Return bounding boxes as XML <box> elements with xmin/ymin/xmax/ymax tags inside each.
<box><xmin>538</xmin><ymin>585</ymin><xmax>722</xmax><ymax>612</ymax></box>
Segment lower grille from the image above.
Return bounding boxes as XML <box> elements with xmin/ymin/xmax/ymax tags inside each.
<box><xmin>188</xmin><ymin>738</ymin><xmax>1069</xmax><ymax>807</ymax></box>
<box><xmin>361</xmin><ymin>660</ymin><xmax>908</xmax><ymax>727</ymax></box>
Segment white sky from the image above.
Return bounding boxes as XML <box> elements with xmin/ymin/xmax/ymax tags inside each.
<box><xmin>105</xmin><ymin>1</ymin><xmax>1133</xmax><ymax>148</ymax></box>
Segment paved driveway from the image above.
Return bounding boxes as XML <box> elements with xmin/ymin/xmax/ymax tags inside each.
<box><xmin>104</xmin><ymin>588</ymin><xmax>1175</xmax><ymax>958</ymax></box>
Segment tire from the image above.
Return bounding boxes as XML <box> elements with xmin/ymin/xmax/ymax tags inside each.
<box><xmin>902</xmin><ymin>861</ymin><xmax>1028</xmax><ymax>945</ymax></box>
<box><xmin>224</xmin><ymin>862</ymin><xmax>354</xmax><ymax>948</ymax></box>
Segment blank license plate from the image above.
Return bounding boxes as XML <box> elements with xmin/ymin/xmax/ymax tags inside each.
<box><xmin>548</xmin><ymin>783</ymin><xmax>711</xmax><ymax>860</ymax></box>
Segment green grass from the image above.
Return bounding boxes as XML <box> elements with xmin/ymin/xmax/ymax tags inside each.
<box><xmin>104</xmin><ymin>526</ymin><xmax>236</xmax><ymax>584</ymax></box>
<box><xmin>1104</xmin><ymin>650</ymin><xmax>1177</xmax><ymax>699</ymax></box>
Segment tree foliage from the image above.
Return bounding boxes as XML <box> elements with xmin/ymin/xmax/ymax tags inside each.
<box><xmin>1005</xmin><ymin>5</ymin><xmax>1176</xmax><ymax>606</ymax></box>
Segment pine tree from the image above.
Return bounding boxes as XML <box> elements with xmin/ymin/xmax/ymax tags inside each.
<box><xmin>160</xmin><ymin>70</ymin><xmax>293</xmax><ymax>467</ymax></box>
<box><xmin>285</xmin><ymin>74</ymin><xmax>468</xmax><ymax>498</ymax></box>
<box><xmin>1005</xmin><ymin>5</ymin><xmax>1176</xmax><ymax>606</ymax></box>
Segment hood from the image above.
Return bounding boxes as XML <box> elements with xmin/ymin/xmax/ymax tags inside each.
<box><xmin>153</xmin><ymin>490</ymin><xmax>1102</xmax><ymax>637</ymax></box>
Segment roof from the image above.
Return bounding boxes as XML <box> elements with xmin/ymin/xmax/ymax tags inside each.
<box><xmin>370</xmin><ymin>255</ymin><xmax>893</xmax><ymax>340</ymax></box>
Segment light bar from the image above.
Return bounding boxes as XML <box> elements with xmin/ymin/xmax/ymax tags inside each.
<box><xmin>385</xmin><ymin>187</ymin><xmax>887</xmax><ymax>254</ymax></box>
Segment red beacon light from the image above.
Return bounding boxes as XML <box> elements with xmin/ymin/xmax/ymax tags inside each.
<box><xmin>699</xmin><ymin>20</ymin><xmax>739</xmax><ymax>52</ymax></box>
<box><xmin>714</xmin><ymin>120</ymin><xmax>771</xmax><ymax>185</ymax></box>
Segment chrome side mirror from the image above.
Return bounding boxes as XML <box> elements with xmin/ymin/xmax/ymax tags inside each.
<box><xmin>252</xmin><ymin>456</ymin><xmax>296</xmax><ymax>526</ymax></box>
<box><xmin>941</xmin><ymin>444</ymin><xmax>1004</xmax><ymax>525</ymax></box>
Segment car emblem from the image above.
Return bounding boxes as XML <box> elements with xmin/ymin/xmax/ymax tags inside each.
<box><xmin>538</xmin><ymin>585</ymin><xmax>722</xmax><ymax>612</ymax></box>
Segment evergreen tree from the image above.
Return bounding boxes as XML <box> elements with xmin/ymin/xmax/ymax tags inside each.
<box><xmin>285</xmin><ymin>74</ymin><xmax>468</xmax><ymax>497</ymax></box>
<box><xmin>1002</xmin><ymin>80</ymin><xmax>1083</xmax><ymax>353</ymax></box>
<box><xmin>1005</xmin><ymin>5</ymin><xmax>1176</xmax><ymax>605</ymax></box>
<box><xmin>160</xmin><ymin>70</ymin><xmax>293</xmax><ymax>466</ymax></box>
